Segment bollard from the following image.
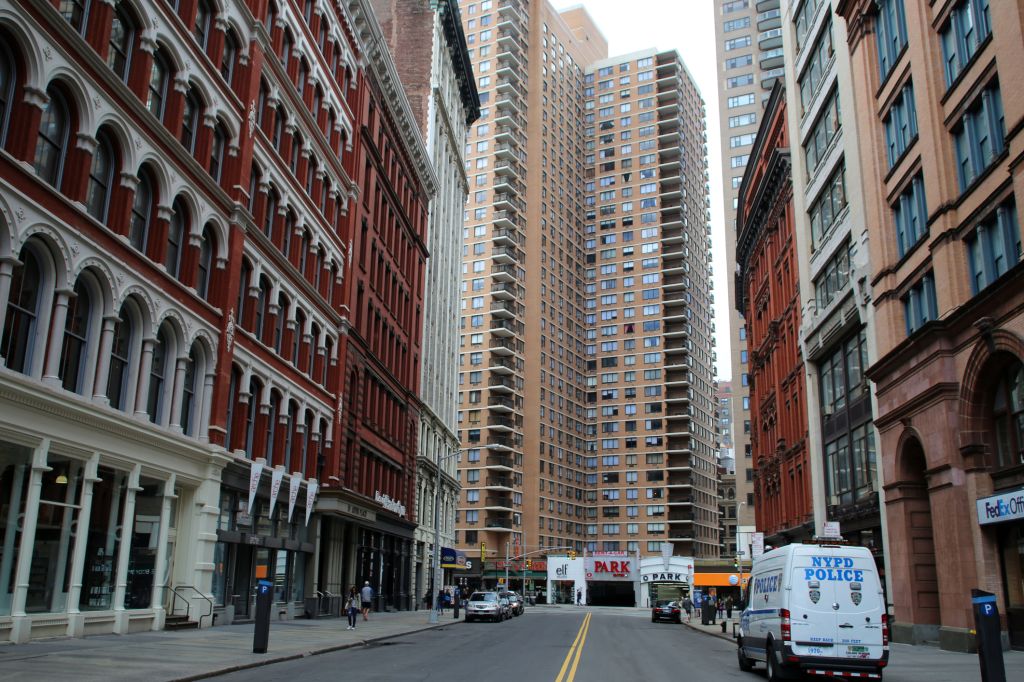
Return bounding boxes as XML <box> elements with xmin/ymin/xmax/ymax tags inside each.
<box><xmin>453</xmin><ymin>596</ymin><xmax>460</xmax><ymax>619</ymax></box>
<box><xmin>721</xmin><ymin>620</ymin><xmax>727</xmax><ymax>634</ymax></box>
<box><xmin>971</xmin><ymin>589</ymin><xmax>1006</xmax><ymax>682</ymax></box>
<box><xmin>253</xmin><ymin>580</ymin><xmax>273</xmax><ymax>654</ymax></box>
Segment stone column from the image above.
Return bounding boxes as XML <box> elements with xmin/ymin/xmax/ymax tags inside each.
<box><xmin>42</xmin><ymin>288</ymin><xmax>74</xmax><ymax>387</ymax></box>
<box><xmin>0</xmin><ymin>256</ymin><xmax>22</xmax><ymax>362</ymax></box>
<box><xmin>168</xmin><ymin>355</ymin><xmax>189</xmax><ymax>433</ymax></box>
<box><xmin>133</xmin><ymin>338</ymin><xmax>157</xmax><ymax>420</ymax></box>
<box><xmin>9</xmin><ymin>439</ymin><xmax>52</xmax><ymax>644</ymax></box>
<box><xmin>66</xmin><ymin>453</ymin><xmax>101</xmax><ymax>637</ymax></box>
<box><xmin>150</xmin><ymin>474</ymin><xmax>176</xmax><ymax>630</ymax></box>
<box><xmin>112</xmin><ymin>465</ymin><xmax>142</xmax><ymax>634</ymax></box>
<box><xmin>199</xmin><ymin>371</ymin><xmax>215</xmax><ymax>443</ymax></box>
<box><xmin>91</xmin><ymin>315</ymin><xmax>119</xmax><ymax>404</ymax></box>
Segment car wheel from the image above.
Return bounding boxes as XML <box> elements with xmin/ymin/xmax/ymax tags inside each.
<box><xmin>766</xmin><ymin>644</ymin><xmax>788</xmax><ymax>682</ymax></box>
<box><xmin>736</xmin><ymin>639</ymin><xmax>754</xmax><ymax>673</ymax></box>
<box><xmin>652</xmin><ymin>615</ymin><xmax>657</xmax><ymax>622</ymax></box>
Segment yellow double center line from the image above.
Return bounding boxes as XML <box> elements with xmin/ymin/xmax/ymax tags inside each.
<box><xmin>555</xmin><ymin>612</ymin><xmax>592</xmax><ymax>682</ymax></box>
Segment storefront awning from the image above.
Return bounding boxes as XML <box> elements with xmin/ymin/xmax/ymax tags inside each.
<box><xmin>693</xmin><ymin>572</ymin><xmax>749</xmax><ymax>587</ymax></box>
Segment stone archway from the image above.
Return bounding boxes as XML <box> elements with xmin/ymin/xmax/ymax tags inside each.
<box><xmin>885</xmin><ymin>430</ymin><xmax>940</xmax><ymax>644</ymax></box>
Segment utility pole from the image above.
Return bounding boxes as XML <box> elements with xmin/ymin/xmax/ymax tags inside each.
<box><xmin>504</xmin><ymin>541</ymin><xmax>510</xmax><ymax>589</ymax></box>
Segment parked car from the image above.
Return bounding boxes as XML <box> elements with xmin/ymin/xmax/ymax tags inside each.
<box><xmin>651</xmin><ymin>600</ymin><xmax>682</xmax><ymax>623</ymax></box>
<box><xmin>498</xmin><ymin>595</ymin><xmax>513</xmax><ymax>620</ymax></box>
<box><xmin>465</xmin><ymin>591</ymin><xmax>504</xmax><ymax>622</ymax></box>
<box><xmin>500</xmin><ymin>591</ymin><xmax>525</xmax><ymax>616</ymax></box>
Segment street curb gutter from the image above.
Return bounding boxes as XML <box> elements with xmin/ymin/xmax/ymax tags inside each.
<box><xmin>681</xmin><ymin>621</ymin><xmax>735</xmax><ymax>644</ymax></box>
<box><xmin>172</xmin><ymin>621</ymin><xmax>460</xmax><ymax>681</ymax></box>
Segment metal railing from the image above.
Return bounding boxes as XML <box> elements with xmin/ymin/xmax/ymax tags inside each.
<box><xmin>169</xmin><ymin>585</ymin><xmax>214</xmax><ymax>628</ymax></box>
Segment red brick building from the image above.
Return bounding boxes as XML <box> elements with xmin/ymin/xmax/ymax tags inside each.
<box><xmin>735</xmin><ymin>83</ymin><xmax>812</xmax><ymax>546</ymax></box>
<box><xmin>0</xmin><ymin>0</ymin><xmax>432</xmax><ymax>640</ymax></box>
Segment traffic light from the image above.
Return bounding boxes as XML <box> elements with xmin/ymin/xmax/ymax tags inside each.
<box><xmin>525</xmin><ymin>559</ymin><xmax>532</xmax><ymax>570</ymax></box>
<box><xmin>569</xmin><ymin>550</ymin><xmax>577</xmax><ymax>560</ymax></box>
<box><xmin>733</xmin><ymin>558</ymin><xmax>740</xmax><ymax>570</ymax></box>
<box><xmin>480</xmin><ymin>542</ymin><xmax>486</xmax><ymax>561</ymax></box>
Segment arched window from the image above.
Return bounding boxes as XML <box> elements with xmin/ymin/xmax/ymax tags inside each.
<box><xmin>298</xmin><ymin>230</ymin><xmax>310</xmax><ymax>274</ymax></box>
<box><xmin>993</xmin><ymin>361</ymin><xmax>1024</xmax><ymax>470</ymax></box>
<box><xmin>196</xmin><ymin>224</ymin><xmax>215</xmax><ymax>299</ymax></box>
<box><xmin>181</xmin><ymin>88</ymin><xmax>201</xmax><ymax>153</ymax></box>
<box><xmin>225</xmin><ymin>365</ymin><xmax>241</xmax><ymax>449</ymax></box>
<box><xmin>292</xmin><ymin>308</ymin><xmax>306</xmax><ymax>364</ymax></box>
<box><xmin>265</xmin><ymin>391</ymin><xmax>280</xmax><ymax>460</ymax></box>
<box><xmin>61</xmin><ymin>0</ymin><xmax>90</xmax><ymax>35</ymax></box>
<box><xmin>312</xmin><ymin>86</ymin><xmax>322</xmax><ymax>122</ymax></box>
<box><xmin>303</xmin><ymin>0</ymin><xmax>314</xmax><ymax>25</ymax></box>
<box><xmin>290</xmin><ymin>133</ymin><xmax>303</xmax><ymax>175</ymax></box>
<box><xmin>244</xmin><ymin>377</ymin><xmax>260</xmax><ymax>456</ymax></box>
<box><xmin>265</xmin><ymin>2</ymin><xmax>277</xmax><ymax>34</ymax></box>
<box><xmin>221</xmin><ymin>30</ymin><xmax>239</xmax><ymax>85</ymax></box>
<box><xmin>254</xmin><ymin>275</ymin><xmax>271</xmax><ymax>339</ymax></box>
<box><xmin>320</xmin><ymin>179</ymin><xmax>331</xmax><ymax>216</ymax></box>
<box><xmin>147</xmin><ymin>325</ymin><xmax>170</xmax><ymax>423</ymax></box>
<box><xmin>34</xmin><ymin>86</ymin><xmax>70</xmax><ymax>188</ymax></box>
<box><xmin>264</xmin><ymin>188</ymin><xmax>279</xmax><ymax>238</ymax></box>
<box><xmin>314</xmin><ymin>245</ymin><xmax>325</xmax><ymax>291</ymax></box>
<box><xmin>283</xmin><ymin>211</ymin><xmax>295</xmax><ymax>259</ymax></box>
<box><xmin>129</xmin><ymin>169</ymin><xmax>154</xmax><ymax>252</ymax></box>
<box><xmin>147</xmin><ymin>50</ymin><xmax>170</xmax><ymax>120</ymax></box>
<box><xmin>106</xmin><ymin>303</ymin><xmax>135</xmax><ymax>411</ymax></box>
<box><xmin>86</xmin><ymin>132</ymin><xmax>115</xmax><ymax>223</ymax></box>
<box><xmin>210</xmin><ymin>122</ymin><xmax>228</xmax><ymax>182</ymax></box>
<box><xmin>317</xmin><ymin>23</ymin><xmax>327</xmax><ymax>52</ymax></box>
<box><xmin>280</xmin><ymin>30</ymin><xmax>293</xmax><ymax>69</ymax></box>
<box><xmin>0</xmin><ymin>41</ymin><xmax>15</xmax><ymax>147</ymax></box>
<box><xmin>257</xmin><ymin>79</ymin><xmax>269</xmax><ymax>127</ymax></box>
<box><xmin>308</xmin><ymin>322</ymin><xmax>320</xmax><ymax>378</ymax></box>
<box><xmin>305</xmin><ymin>157</ymin><xmax>317</xmax><ymax>195</ymax></box>
<box><xmin>297</xmin><ymin>59</ymin><xmax>308</xmax><ymax>98</ymax></box>
<box><xmin>2</xmin><ymin>247</ymin><xmax>43</xmax><ymax>374</ymax></box>
<box><xmin>165</xmin><ymin>198</ymin><xmax>187</xmax><ymax>278</ymax></box>
<box><xmin>328</xmin><ymin>262</ymin><xmax>337</xmax><ymax>305</ymax></box>
<box><xmin>108</xmin><ymin>6</ymin><xmax>135</xmax><ymax>82</ymax></box>
<box><xmin>272</xmin><ymin>105</ymin><xmax>285</xmax><ymax>150</ymax></box>
<box><xmin>180</xmin><ymin>344</ymin><xmax>200</xmax><ymax>435</ymax></box>
<box><xmin>322</xmin><ymin>336</ymin><xmax>332</xmax><ymax>385</ymax></box>
<box><xmin>273</xmin><ymin>293</ymin><xmax>287</xmax><ymax>353</ymax></box>
<box><xmin>248</xmin><ymin>163</ymin><xmax>262</xmax><ymax>214</ymax></box>
<box><xmin>284</xmin><ymin>401</ymin><xmax>298</xmax><ymax>467</ymax></box>
<box><xmin>193</xmin><ymin>0</ymin><xmax>213</xmax><ymax>50</ymax></box>
<box><xmin>237</xmin><ymin>258</ymin><xmax>252</xmax><ymax>326</ymax></box>
<box><xmin>59</xmin><ymin>276</ymin><xmax>93</xmax><ymax>394</ymax></box>
<box><xmin>300</xmin><ymin>410</ymin><xmax>313</xmax><ymax>472</ymax></box>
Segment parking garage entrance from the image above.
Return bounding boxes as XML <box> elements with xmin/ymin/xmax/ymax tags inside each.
<box><xmin>586</xmin><ymin>580</ymin><xmax>636</xmax><ymax>606</ymax></box>
<box><xmin>585</xmin><ymin>553</ymin><xmax>638</xmax><ymax>606</ymax></box>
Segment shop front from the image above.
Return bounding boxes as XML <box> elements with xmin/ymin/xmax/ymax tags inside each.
<box><xmin>693</xmin><ymin>570</ymin><xmax>750</xmax><ymax>608</ymax></box>
<box><xmin>585</xmin><ymin>552</ymin><xmax>638</xmax><ymax>606</ymax></box>
<box><xmin>210</xmin><ymin>460</ymin><xmax>317</xmax><ymax>624</ymax></box>
<box><xmin>545</xmin><ymin>556</ymin><xmax>585</xmax><ymax>605</ymax></box>
<box><xmin>639</xmin><ymin>555</ymin><xmax>694</xmax><ymax>608</ymax></box>
<box><xmin>977</xmin><ymin>487</ymin><xmax>1024</xmax><ymax>649</ymax></box>
<box><xmin>0</xmin><ymin>408</ymin><xmax>225</xmax><ymax>643</ymax></box>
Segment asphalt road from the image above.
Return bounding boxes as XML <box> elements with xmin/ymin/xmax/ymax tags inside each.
<box><xmin>210</xmin><ymin>606</ymin><xmax>1022</xmax><ymax>682</ymax></box>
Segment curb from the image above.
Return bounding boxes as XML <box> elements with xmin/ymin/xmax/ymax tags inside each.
<box><xmin>681</xmin><ymin>620</ymin><xmax>736</xmax><ymax>644</ymax></box>
<box><xmin>172</xmin><ymin>620</ymin><xmax>460</xmax><ymax>681</ymax></box>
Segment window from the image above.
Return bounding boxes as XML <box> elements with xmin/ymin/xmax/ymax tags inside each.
<box><xmin>804</xmin><ymin>88</ymin><xmax>840</xmax><ymax>177</ymax></box>
<box><xmin>129</xmin><ymin>170</ymin><xmax>154</xmax><ymax>252</ymax></box>
<box><xmin>196</xmin><ymin>225</ymin><xmax>215</xmax><ymax>299</ymax></box>
<box><xmin>728</xmin><ymin>113</ymin><xmax>756</xmax><ymax>128</ymax></box>
<box><xmin>798</xmin><ymin>21</ymin><xmax>833</xmax><ymax>116</ymax></box>
<box><xmin>728</xmin><ymin>93</ymin><xmax>755</xmax><ymax>108</ymax></box>
<box><xmin>147</xmin><ymin>326</ymin><xmax>170</xmax><ymax>423</ymax></box>
<box><xmin>725</xmin><ymin>54</ymin><xmax>753</xmax><ymax>70</ymax></box>
<box><xmin>148</xmin><ymin>51</ymin><xmax>170</xmax><ymax>120</ymax></box>
<box><xmin>34</xmin><ymin>87</ymin><xmax>70</xmax><ymax>188</ymax></box>
<box><xmin>941</xmin><ymin>0</ymin><xmax>991</xmax><ymax>86</ymax></box>
<box><xmin>875</xmin><ymin>0</ymin><xmax>907</xmax><ymax>81</ymax></box>
<box><xmin>2</xmin><ymin>247</ymin><xmax>43</xmax><ymax>374</ymax></box>
<box><xmin>953</xmin><ymin>82</ymin><xmax>1005</xmax><ymax>191</ymax></box>
<box><xmin>813</xmin><ymin>241</ymin><xmax>852</xmax><ymax>312</ymax></box>
<box><xmin>892</xmin><ymin>173</ymin><xmax>927</xmax><ymax>258</ymax></box>
<box><xmin>222</xmin><ymin>31</ymin><xmax>239</xmax><ymax>85</ymax></box>
<box><xmin>194</xmin><ymin>0</ymin><xmax>213</xmax><ymax>50</ymax></box>
<box><xmin>724</xmin><ymin>36</ymin><xmax>751</xmax><ymax>51</ymax></box>
<box><xmin>165</xmin><ymin>199</ymin><xmax>187</xmax><ymax>278</ymax></box>
<box><xmin>992</xmin><ymin>361</ymin><xmax>1024</xmax><ymax>470</ymax></box>
<box><xmin>809</xmin><ymin>164</ymin><xmax>846</xmax><ymax>250</ymax></box>
<box><xmin>966</xmin><ymin>199</ymin><xmax>1020</xmax><ymax>294</ymax></box>
<box><xmin>107</xmin><ymin>304</ymin><xmax>136</xmax><ymax>411</ymax></box>
<box><xmin>86</xmin><ymin>133</ymin><xmax>115</xmax><ymax>223</ymax></box>
<box><xmin>60</xmin><ymin>0</ymin><xmax>89</xmax><ymax>34</ymax></box>
<box><xmin>210</xmin><ymin>123</ymin><xmax>228</xmax><ymax>182</ymax></box>
<box><xmin>108</xmin><ymin>7</ymin><xmax>135</xmax><ymax>82</ymax></box>
<box><xmin>59</xmin><ymin>277</ymin><xmax>93</xmax><ymax>394</ymax></box>
<box><xmin>902</xmin><ymin>273</ymin><xmax>938</xmax><ymax>335</ymax></box>
<box><xmin>794</xmin><ymin>0</ymin><xmax>823</xmax><ymax>51</ymax></box>
<box><xmin>883</xmin><ymin>82</ymin><xmax>918</xmax><ymax>167</ymax></box>
<box><xmin>181</xmin><ymin>90</ymin><xmax>202</xmax><ymax>153</ymax></box>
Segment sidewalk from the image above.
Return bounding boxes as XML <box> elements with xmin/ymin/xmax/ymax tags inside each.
<box><xmin>0</xmin><ymin>610</ymin><xmax>463</xmax><ymax>682</ymax></box>
<box><xmin>681</xmin><ymin>614</ymin><xmax>738</xmax><ymax>642</ymax></box>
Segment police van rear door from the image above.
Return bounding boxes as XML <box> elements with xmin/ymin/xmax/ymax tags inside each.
<box><xmin>788</xmin><ymin>547</ymin><xmax>839</xmax><ymax>658</ymax></box>
<box><xmin>833</xmin><ymin>550</ymin><xmax>885</xmax><ymax>662</ymax></box>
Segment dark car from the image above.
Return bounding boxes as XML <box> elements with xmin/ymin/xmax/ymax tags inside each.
<box><xmin>500</xmin><ymin>591</ymin><xmax>525</xmax><ymax>616</ymax></box>
<box><xmin>652</xmin><ymin>600</ymin><xmax>682</xmax><ymax>623</ymax></box>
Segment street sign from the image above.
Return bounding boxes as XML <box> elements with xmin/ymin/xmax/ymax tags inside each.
<box><xmin>751</xmin><ymin>532</ymin><xmax>764</xmax><ymax>558</ymax></box>
<box><xmin>823</xmin><ymin>521</ymin><xmax>841</xmax><ymax>538</ymax></box>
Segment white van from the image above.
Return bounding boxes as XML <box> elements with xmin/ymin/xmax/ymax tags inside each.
<box><xmin>737</xmin><ymin>543</ymin><xmax>889</xmax><ymax>680</ymax></box>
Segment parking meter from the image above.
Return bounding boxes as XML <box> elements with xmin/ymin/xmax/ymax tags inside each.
<box><xmin>253</xmin><ymin>580</ymin><xmax>273</xmax><ymax>654</ymax></box>
<box><xmin>971</xmin><ymin>589</ymin><xmax>1005</xmax><ymax>682</ymax></box>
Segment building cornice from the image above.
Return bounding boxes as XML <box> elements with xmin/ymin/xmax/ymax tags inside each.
<box><xmin>343</xmin><ymin>0</ymin><xmax>438</xmax><ymax>197</ymax></box>
<box><xmin>432</xmin><ymin>0</ymin><xmax>480</xmax><ymax>125</ymax></box>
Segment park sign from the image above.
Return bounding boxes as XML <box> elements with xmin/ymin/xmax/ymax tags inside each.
<box><xmin>585</xmin><ymin>553</ymin><xmax>637</xmax><ymax>581</ymax></box>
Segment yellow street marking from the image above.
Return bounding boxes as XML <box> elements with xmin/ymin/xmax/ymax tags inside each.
<box><xmin>555</xmin><ymin>612</ymin><xmax>592</xmax><ymax>682</ymax></box>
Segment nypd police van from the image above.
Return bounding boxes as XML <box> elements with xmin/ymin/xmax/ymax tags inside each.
<box><xmin>737</xmin><ymin>543</ymin><xmax>889</xmax><ymax>680</ymax></box>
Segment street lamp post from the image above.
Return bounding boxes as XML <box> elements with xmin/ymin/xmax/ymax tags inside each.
<box><xmin>428</xmin><ymin>451</ymin><xmax>460</xmax><ymax>625</ymax></box>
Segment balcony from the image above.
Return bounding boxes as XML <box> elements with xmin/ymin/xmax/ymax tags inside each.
<box><xmin>487</xmin><ymin>355</ymin><xmax>517</xmax><ymax>373</ymax></box>
<box><xmin>490</xmin><ymin>245</ymin><xmax>521</xmax><ymax>265</ymax></box>
<box><xmin>485</xmin><ymin>515</ymin><xmax>514</xmax><ymax>531</ymax></box>
<box><xmin>493</xmin><ymin>159</ymin><xmax>520</xmax><ymax>178</ymax></box>
<box><xmin>489</xmin><ymin>319</ymin><xmax>522</xmax><ymax>338</ymax></box>
<box><xmin>485</xmin><ymin>475</ymin><xmax>513</xmax><ymax>489</ymax></box>
<box><xmin>485</xmin><ymin>454</ymin><xmax>514</xmax><ymax>469</ymax></box>
<box><xmin>486</xmin><ymin>396</ymin><xmax>516</xmax><ymax>413</ymax></box>
<box><xmin>491</xmin><ymin>263</ymin><xmax>517</xmax><ymax>282</ymax></box>
<box><xmin>487</xmin><ymin>415</ymin><xmax>521</xmax><ymax>432</ymax></box>
<box><xmin>484</xmin><ymin>493</ymin><xmax>514</xmax><ymax>509</ymax></box>
<box><xmin>494</xmin><ymin>141</ymin><xmax>517</xmax><ymax>160</ymax></box>
<box><xmin>486</xmin><ymin>434</ymin><xmax>521</xmax><ymax>451</ymax></box>
<box><xmin>492</xmin><ymin>222</ymin><xmax>520</xmax><ymax>241</ymax></box>
<box><xmin>489</xmin><ymin>282</ymin><xmax>520</xmax><ymax>301</ymax></box>
<box><xmin>488</xmin><ymin>375</ymin><xmax>516</xmax><ymax>392</ymax></box>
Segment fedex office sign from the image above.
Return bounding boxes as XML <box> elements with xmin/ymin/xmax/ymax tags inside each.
<box><xmin>585</xmin><ymin>555</ymin><xmax>637</xmax><ymax>581</ymax></box>
<box><xmin>977</xmin><ymin>489</ymin><xmax>1024</xmax><ymax>526</ymax></box>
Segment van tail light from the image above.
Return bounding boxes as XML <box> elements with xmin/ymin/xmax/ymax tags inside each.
<box><xmin>780</xmin><ymin>608</ymin><xmax>792</xmax><ymax>643</ymax></box>
<box><xmin>881</xmin><ymin>613</ymin><xmax>889</xmax><ymax>648</ymax></box>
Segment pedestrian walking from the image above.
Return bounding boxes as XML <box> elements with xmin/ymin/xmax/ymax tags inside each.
<box><xmin>576</xmin><ymin>588</ymin><xmax>582</xmax><ymax>606</ymax></box>
<box><xmin>360</xmin><ymin>581</ymin><xmax>373</xmax><ymax>621</ymax></box>
<box><xmin>682</xmin><ymin>596</ymin><xmax>692</xmax><ymax>621</ymax></box>
<box><xmin>436</xmin><ymin>588</ymin><xmax>445</xmax><ymax>613</ymax></box>
<box><xmin>443</xmin><ymin>589</ymin><xmax>452</xmax><ymax>611</ymax></box>
<box><xmin>718</xmin><ymin>597</ymin><xmax>725</xmax><ymax>620</ymax></box>
<box><xmin>726</xmin><ymin>596</ymin><xmax>734</xmax><ymax>620</ymax></box>
<box><xmin>346</xmin><ymin>586</ymin><xmax>359</xmax><ymax>630</ymax></box>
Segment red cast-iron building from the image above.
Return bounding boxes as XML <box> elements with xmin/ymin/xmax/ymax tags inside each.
<box><xmin>734</xmin><ymin>81</ymin><xmax>812</xmax><ymax>546</ymax></box>
<box><xmin>0</xmin><ymin>0</ymin><xmax>430</xmax><ymax>642</ymax></box>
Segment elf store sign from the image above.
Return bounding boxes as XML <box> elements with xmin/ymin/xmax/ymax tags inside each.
<box><xmin>585</xmin><ymin>554</ymin><xmax>637</xmax><ymax>581</ymax></box>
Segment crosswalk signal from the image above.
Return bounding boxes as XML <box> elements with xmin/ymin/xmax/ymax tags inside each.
<box><xmin>569</xmin><ymin>550</ymin><xmax>577</xmax><ymax>560</ymax></box>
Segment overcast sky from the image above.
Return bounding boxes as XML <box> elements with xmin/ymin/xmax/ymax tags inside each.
<box><xmin>551</xmin><ymin>0</ymin><xmax>730</xmax><ymax>379</ymax></box>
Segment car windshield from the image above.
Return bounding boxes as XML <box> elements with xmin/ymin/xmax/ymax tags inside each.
<box><xmin>655</xmin><ymin>600</ymin><xmax>673</xmax><ymax>607</ymax></box>
<box><xmin>470</xmin><ymin>593</ymin><xmax>497</xmax><ymax>602</ymax></box>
